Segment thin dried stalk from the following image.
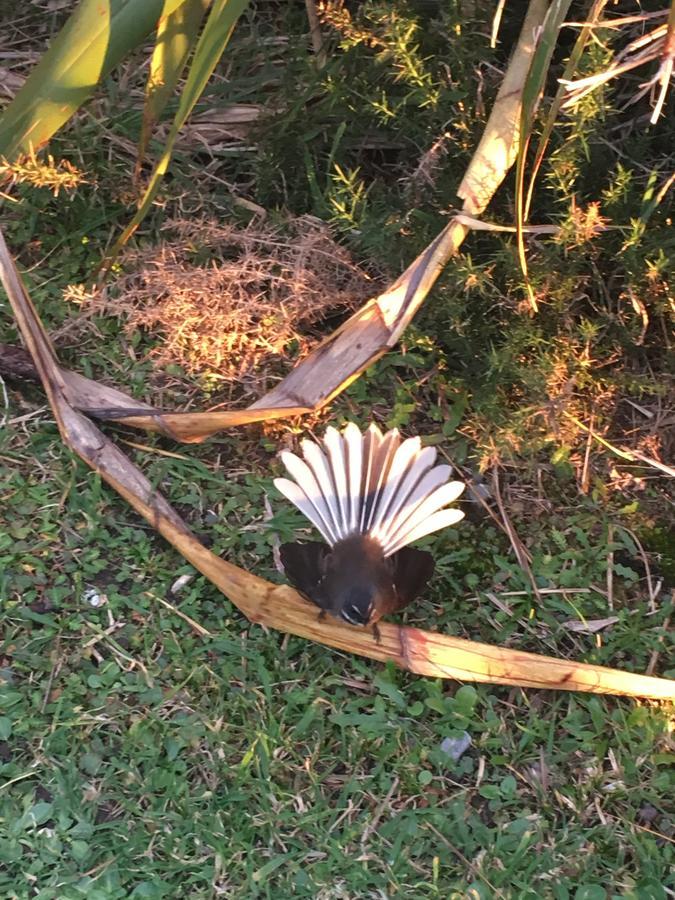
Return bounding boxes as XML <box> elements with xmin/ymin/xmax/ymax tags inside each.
<box><xmin>562</xmin><ymin>410</ymin><xmax>675</xmax><ymax>478</ymax></box>
<box><xmin>1</xmin><ymin>233</ymin><xmax>674</xmax><ymax>701</ymax></box>
<box><xmin>562</xmin><ymin>6</ymin><xmax>675</xmax><ymax>123</ymax></box>
<box><xmin>305</xmin><ymin>0</ymin><xmax>327</xmax><ymax>67</ymax></box>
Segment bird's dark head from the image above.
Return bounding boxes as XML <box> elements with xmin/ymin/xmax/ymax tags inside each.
<box><xmin>320</xmin><ymin>534</ymin><xmax>394</xmax><ymax>627</ymax></box>
<box><xmin>335</xmin><ymin>583</ymin><xmax>376</xmax><ymax>626</ymax></box>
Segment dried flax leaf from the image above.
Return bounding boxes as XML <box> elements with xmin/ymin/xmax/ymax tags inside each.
<box><xmin>1</xmin><ymin>234</ymin><xmax>674</xmax><ymax>701</ymax></box>
<box><xmin>42</xmin><ymin>0</ymin><xmax>550</xmax><ymax>439</ymax></box>
<box><xmin>458</xmin><ymin>0</ymin><xmax>549</xmax><ymax>216</ymax></box>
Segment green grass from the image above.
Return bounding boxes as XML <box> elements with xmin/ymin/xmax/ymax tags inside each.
<box><xmin>1</xmin><ymin>385</ymin><xmax>673</xmax><ymax>898</ymax></box>
<box><xmin>1</xmin><ymin>1</ymin><xmax>674</xmax><ymax>897</ymax></box>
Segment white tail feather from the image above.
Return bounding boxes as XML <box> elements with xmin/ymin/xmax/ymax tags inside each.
<box><xmin>276</xmin><ymin>423</ymin><xmax>464</xmax><ymax>554</ymax></box>
<box><xmin>369</xmin><ymin>444</ymin><xmax>436</xmax><ymax>545</ymax></box>
<box><xmin>323</xmin><ymin>426</ymin><xmax>349</xmax><ymax>535</ymax></box>
<box><xmin>368</xmin><ymin>437</ymin><xmax>421</xmax><ymax>535</ymax></box>
<box><xmin>384</xmin><ymin>508</ymin><xmax>465</xmax><ymax>557</ymax></box>
<box><xmin>300</xmin><ymin>439</ymin><xmax>342</xmax><ymax>536</ymax></box>
<box><xmin>359</xmin><ymin>423</ymin><xmax>383</xmax><ymax>531</ymax></box>
<box><xmin>278</xmin><ymin>451</ymin><xmax>340</xmax><ymax>544</ymax></box>
<box><xmin>343</xmin><ymin>422</ymin><xmax>363</xmax><ymax>532</ymax></box>
<box><xmin>377</xmin><ymin>459</ymin><xmax>449</xmax><ymax>544</ymax></box>
<box><xmin>363</xmin><ymin>429</ymin><xmax>400</xmax><ymax>532</ymax></box>
<box><xmin>380</xmin><ymin>479</ymin><xmax>465</xmax><ymax>555</ymax></box>
<box><xmin>273</xmin><ymin>477</ymin><xmax>335</xmax><ymax>544</ymax></box>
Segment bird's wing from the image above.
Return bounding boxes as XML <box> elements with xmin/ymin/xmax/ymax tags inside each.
<box><xmin>279</xmin><ymin>541</ymin><xmax>330</xmax><ymax>608</ymax></box>
<box><xmin>388</xmin><ymin>547</ymin><xmax>436</xmax><ymax>612</ymax></box>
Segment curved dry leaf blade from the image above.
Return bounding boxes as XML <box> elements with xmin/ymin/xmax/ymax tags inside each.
<box><xmin>458</xmin><ymin>0</ymin><xmax>549</xmax><ymax>216</ymax></box>
<box><xmin>4</xmin><ymin>1</ymin><xmax>551</xmax><ymax>447</ymax></box>
<box><xmin>3</xmin><ymin>1</ymin><xmax>551</xmax><ymax>445</ymax></box>
<box><xmin>1</xmin><ymin>233</ymin><xmax>674</xmax><ymax>702</ymax></box>
<box><xmin>112</xmin><ymin>0</ymin><xmax>549</xmax><ymax>426</ymax></box>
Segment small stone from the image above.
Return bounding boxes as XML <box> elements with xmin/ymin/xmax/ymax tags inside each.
<box><xmin>82</xmin><ymin>588</ymin><xmax>107</xmax><ymax>608</ymax></box>
<box><xmin>170</xmin><ymin>574</ymin><xmax>194</xmax><ymax>594</ymax></box>
<box><xmin>638</xmin><ymin>804</ymin><xmax>659</xmax><ymax>823</ymax></box>
<box><xmin>440</xmin><ymin>732</ymin><xmax>472</xmax><ymax>762</ymax></box>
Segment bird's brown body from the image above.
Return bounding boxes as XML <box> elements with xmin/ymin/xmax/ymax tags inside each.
<box><xmin>280</xmin><ymin>533</ymin><xmax>435</xmax><ymax>627</ymax></box>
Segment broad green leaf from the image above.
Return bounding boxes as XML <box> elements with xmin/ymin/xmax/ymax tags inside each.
<box><xmin>514</xmin><ymin>0</ymin><xmax>573</xmax><ymax>313</ymax></box>
<box><xmin>102</xmin><ymin>0</ymin><xmax>250</xmax><ymax>268</ymax></box>
<box><xmin>0</xmin><ymin>0</ymin><xmax>189</xmax><ymax>161</ymax></box>
<box><xmin>252</xmin><ymin>855</ymin><xmax>289</xmax><ymax>885</ymax></box>
<box><xmin>17</xmin><ymin>802</ymin><xmax>54</xmax><ymax>830</ymax></box>
<box><xmin>136</xmin><ymin>0</ymin><xmax>210</xmax><ymax>175</ymax></box>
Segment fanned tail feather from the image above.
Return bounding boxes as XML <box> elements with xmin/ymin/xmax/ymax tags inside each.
<box><xmin>359</xmin><ymin>423</ymin><xmax>383</xmax><ymax>532</ymax></box>
<box><xmin>362</xmin><ymin>428</ymin><xmax>400</xmax><ymax>532</ymax></box>
<box><xmin>384</xmin><ymin>507</ymin><xmax>465</xmax><ymax>556</ymax></box>
<box><xmin>323</xmin><ymin>426</ymin><xmax>349</xmax><ymax>533</ymax></box>
<box><xmin>381</xmin><ymin>481</ymin><xmax>465</xmax><ymax>555</ymax></box>
<box><xmin>275</xmin><ymin>422</ymin><xmax>465</xmax><ymax>553</ymax></box>
<box><xmin>343</xmin><ymin>422</ymin><xmax>363</xmax><ymax>533</ymax></box>
<box><xmin>368</xmin><ymin>443</ymin><xmax>435</xmax><ymax>545</ymax></box>
<box><xmin>300</xmin><ymin>439</ymin><xmax>341</xmax><ymax>535</ymax></box>
<box><xmin>368</xmin><ymin>436</ymin><xmax>421</xmax><ymax>536</ymax></box>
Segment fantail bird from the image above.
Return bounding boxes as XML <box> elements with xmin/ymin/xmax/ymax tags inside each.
<box><xmin>274</xmin><ymin>422</ymin><xmax>465</xmax><ymax>630</ymax></box>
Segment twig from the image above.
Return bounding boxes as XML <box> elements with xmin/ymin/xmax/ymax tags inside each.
<box><xmin>629</xmin><ymin>449</ymin><xmax>675</xmax><ymax>479</ymax></box>
<box><xmin>466</xmin><ymin>588</ymin><xmax>592</xmax><ymax>600</ymax></box>
<box><xmin>305</xmin><ymin>0</ymin><xmax>327</xmax><ymax>68</ymax></box>
<box><xmin>565</xmin><ymin>12</ymin><xmax>668</xmax><ymax>30</ymax></box>
<box><xmin>360</xmin><ymin>777</ymin><xmax>400</xmax><ymax>847</ymax></box>
<box><xmin>263</xmin><ymin>493</ymin><xmax>283</xmax><ymax>575</ymax></box>
<box><xmin>120</xmin><ymin>439</ymin><xmax>191</xmax><ymax>461</ymax></box>
<box><xmin>491</xmin><ymin>469</ymin><xmax>542</xmax><ymax>605</ymax></box>
<box><xmin>491</xmin><ymin>0</ymin><xmax>507</xmax><ymax>48</ymax></box>
<box><xmin>453</xmin><ymin>213</ymin><xmax>560</xmax><ymax>234</ymax></box>
<box><xmin>561</xmin><ymin>410</ymin><xmax>675</xmax><ymax>477</ymax></box>
<box><xmin>0</xmin><ymin>373</ymin><xmax>8</xmax><ymax>427</ymax></box>
<box><xmin>606</xmin><ymin>524</ymin><xmax>614</xmax><ymax>612</ymax></box>
<box><xmin>615</xmin><ymin>525</ymin><xmax>660</xmax><ymax>613</ymax></box>
<box><xmin>647</xmin><ymin>0</ymin><xmax>675</xmax><ymax>123</ymax></box>
<box><xmin>83</xmin><ymin>620</ymin><xmax>125</xmax><ymax>649</ymax></box>
<box><xmin>561</xmin><ymin>9</ymin><xmax>675</xmax><ymax>121</ymax></box>
<box><xmin>646</xmin><ymin>605</ymin><xmax>672</xmax><ymax>677</ymax></box>
<box><xmin>623</xmin><ymin>398</ymin><xmax>654</xmax><ymax>419</ymax></box>
<box><xmin>149</xmin><ymin>591</ymin><xmax>213</xmax><ymax>638</ymax></box>
<box><xmin>41</xmin><ymin>636</ymin><xmax>62</xmax><ymax>713</ymax></box>
<box><xmin>580</xmin><ymin>409</ymin><xmax>594</xmax><ymax>493</ymax></box>
<box><xmin>7</xmin><ymin>406</ymin><xmax>49</xmax><ymax>426</ymax></box>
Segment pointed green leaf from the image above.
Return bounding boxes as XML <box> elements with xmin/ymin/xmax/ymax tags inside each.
<box><xmin>102</xmin><ymin>0</ymin><xmax>250</xmax><ymax>269</ymax></box>
<box><xmin>514</xmin><ymin>0</ymin><xmax>573</xmax><ymax>312</ymax></box>
<box><xmin>137</xmin><ymin>0</ymin><xmax>210</xmax><ymax>174</ymax></box>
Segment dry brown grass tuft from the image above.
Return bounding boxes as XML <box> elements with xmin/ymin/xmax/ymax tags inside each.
<box><xmin>91</xmin><ymin>216</ymin><xmax>378</xmax><ymax>384</ymax></box>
